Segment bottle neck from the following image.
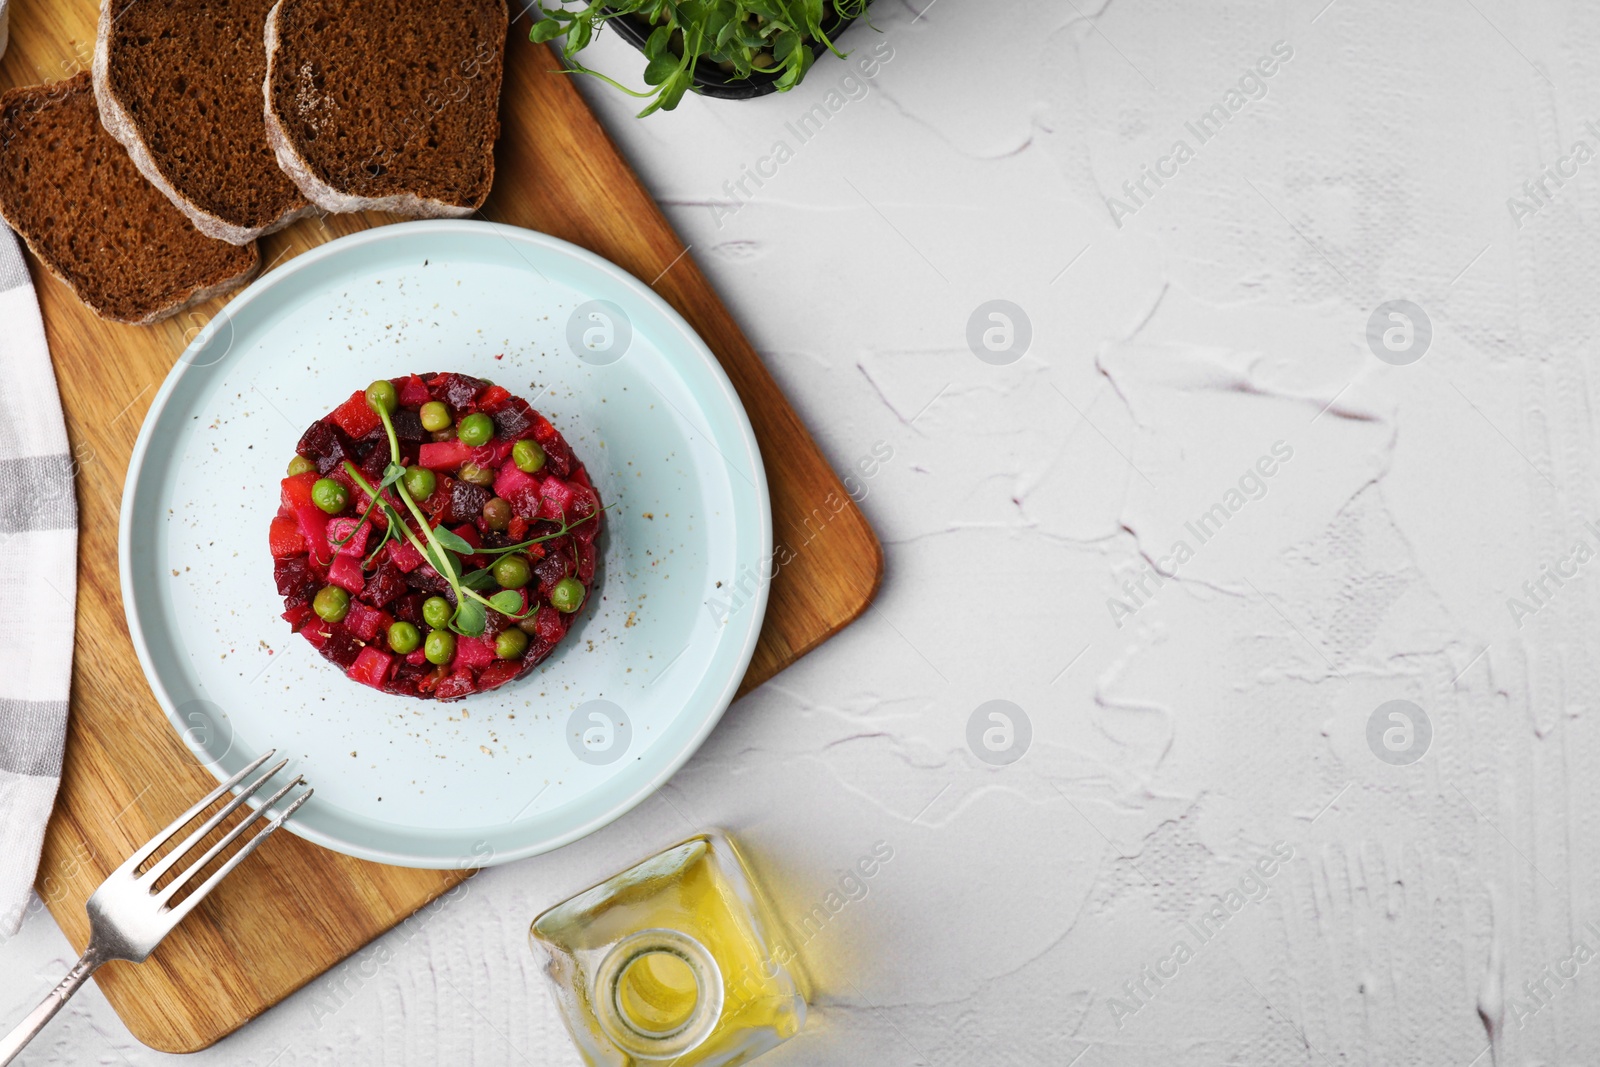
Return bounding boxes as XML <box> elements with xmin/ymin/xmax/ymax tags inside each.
<box><xmin>594</xmin><ymin>929</ymin><xmax>724</xmax><ymax>1060</ymax></box>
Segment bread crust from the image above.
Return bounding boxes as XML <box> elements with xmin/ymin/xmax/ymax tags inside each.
<box><xmin>0</xmin><ymin>75</ymin><xmax>260</xmax><ymax>326</ymax></box>
<box><xmin>92</xmin><ymin>0</ymin><xmax>313</xmax><ymax>245</ymax></box>
<box><xmin>262</xmin><ymin>0</ymin><xmax>503</xmax><ymax>218</ymax></box>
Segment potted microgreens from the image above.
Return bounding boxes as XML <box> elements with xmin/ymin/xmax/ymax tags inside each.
<box><xmin>529</xmin><ymin>0</ymin><xmax>871</xmax><ymax>115</ymax></box>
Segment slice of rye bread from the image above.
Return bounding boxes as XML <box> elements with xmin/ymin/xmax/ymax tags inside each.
<box><xmin>263</xmin><ymin>0</ymin><xmax>508</xmax><ymax>218</ymax></box>
<box><xmin>93</xmin><ymin>0</ymin><xmax>313</xmax><ymax>244</ymax></box>
<box><xmin>0</xmin><ymin>73</ymin><xmax>259</xmax><ymax>326</ymax></box>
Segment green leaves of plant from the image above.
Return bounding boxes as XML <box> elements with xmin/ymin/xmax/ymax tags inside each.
<box><xmin>529</xmin><ymin>0</ymin><xmax>855</xmax><ymax>116</ymax></box>
<box><xmin>432</xmin><ymin>527</ymin><xmax>475</xmax><ymax>555</ymax></box>
<box><xmin>453</xmin><ymin>598</ymin><xmax>488</xmax><ymax>637</ymax></box>
<box><xmin>488</xmin><ymin>590</ymin><xmax>526</xmax><ymax>615</ymax></box>
<box><xmin>462</xmin><ymin>568</ymin><xmax>499</xmax><ymax>592</ymax></box>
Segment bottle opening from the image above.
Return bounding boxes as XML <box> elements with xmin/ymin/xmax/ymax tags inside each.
<box><xmin>617</xmin><ymin>950</ymin><xmax>700</xmax><ymax>1035</ymax></box>
<box><xmin>595</xmin><ymin>929</ymin><xmax>724</xmax><ymax>1059</ymax></box>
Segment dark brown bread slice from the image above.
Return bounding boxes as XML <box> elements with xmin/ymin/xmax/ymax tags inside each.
<box><xmin>0</xmin><ymin>73</ymin><xmax>259</xmax><ymax>325</ymax></box>
<box><xmin>263</xmin><ymin>0</ymin><xmax>507</xmax><ymax>217</ymax></box>
<box><xmin>94</xmin><ymin>0</ymin><xmax>312</xmax><ymax>244</ymax></box>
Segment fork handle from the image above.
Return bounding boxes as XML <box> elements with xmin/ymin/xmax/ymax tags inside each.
<box><xmin>0</xmin><ymin>951</ymin><xmax>104</xmax><ymax>1066</ymax></box>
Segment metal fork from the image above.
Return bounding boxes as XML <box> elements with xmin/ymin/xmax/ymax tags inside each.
<box><xmin>0</xmin><ymin>750</ymin><xmax>311</xmax><ymax>1065</ymax></box>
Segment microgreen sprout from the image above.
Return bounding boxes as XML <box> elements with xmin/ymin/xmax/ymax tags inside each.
<box><xmin>529</xmin><ymin>0</ymin><xmax>870</xmax><ymax>117</ymax></box>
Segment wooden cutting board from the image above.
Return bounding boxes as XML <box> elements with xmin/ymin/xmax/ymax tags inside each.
<box><xmin>0</xmin><ymin>2</ymin><xmax>881</xmax><ymax>1053</ymax></box>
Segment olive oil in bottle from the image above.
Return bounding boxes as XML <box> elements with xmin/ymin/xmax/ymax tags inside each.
<box><xmin>530</xmin><ymin>831</ymin><xmax>808</xmax><ymax>1067</ymax></box>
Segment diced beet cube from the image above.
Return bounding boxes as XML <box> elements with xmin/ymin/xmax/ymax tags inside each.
<box><xmin>321</xmin><ymin>625</ymin><xmax>363</xmax><ymax>668</ymax></box>
<box><xmin>406</xmin><ymin>649</ymin><xmax>427</xmax><ymax>666</ymax></box>
<box><xmin>391</xmin><ymin>592</ymin><xmax>424</xmax><ymax>624</ymax></box>
<box><xmin>406</xmin><ymin>564</ymin><xmax>454</xmax><ymax>597</ymax></box>
<box><xmin>269</xmin><ymin>516</ymin><xmax>307</xmax><ymax>559</ymax></box>
<box><xmin>477</xmin><ymin>660</ymin><xmax>523</xmax><ymax>690</ymax></box>
<box><xmin>430</xmin><ymin>373</ymin><xmax>486</xmax><ymax>410</ymax></box>
<box><xmin>478</xmin><ymin>385</ymin><xmax>511</xmax><ymax>409</ymax></box>
<box><xmin>392</xmin><ymin>407</ymin><xmax>424</xmax><ymax>443</ymax></box>
<box><xmin>532</xmin><ymin>604</ymin><xmax>566</xmax><ymax>643</ymax></box>
<box><xmin>296</xmin><ymin>419</ymin><xmax>354</xmax><ymax>475</ymax></box>
<box><xmin>274</xmin><ymin>556</ymin><xmax>314</xmax><ymax>597</ymax></box>
<box><xmin>328</xmin><ymin>552</ymin><xmax>366</xmax><ymax>594</ymax></box>
<box><xmin>490</xmin><ymin>397</ymin><xmax>535</xmax><ymax>440</ymax></box>
<box><xmin>347</xmin><ymin>646</ymin><xmax>393</xmax><ymax>689</ymax></box>
<box><xmin>398</xmin><ymin>374</ymin><xmax>430</xmax><ymax>407</ymax></box>
<box><xmin>538</xmin><ymin>477</ymin><xmax>574</xmax><ymax>521</ymax></box>
<box><xmin>445</xmin><ymin>481</ymin><xmax>490</xmax><ymax>525</ymax></box>
<box><xmin>343</xmin><ymin>599</ymin><xmax>385</xmax><ymax>643</ymax></box>
<box><xmin>359</xmin><ymin>439</ymin><xmax>390</xmax><ymax>481</ymax></box>
<box><xmin>362</xmin><ymin>559</ymin><xmax>408</xmax><ymax>608</ymax></box>
<box><xmin>301</xmin><ymin>618</ymin><xmax>332</xmax><ymax>649</ymax></box>
<box><xmin>387</xmin><ymin>539</ymin><xmax>425</xmax><ymax>573</ymax></box>
<box><xmin>507</xmin><ymin>483</ymin><xmax>543</xmax><ymax>520</ymax></box>
<box><xmin>418</xmin><ymin>439</ymin><xmax>472</xmax><ymax>471</ymax></box>
<box><xmin>435</xmin><ymin>670</ymin><xmax>477</xmax><ymax>701</ymax></box>
<box><xmin>576</xmin><ymin>538</ymin><xmax>596</xmax><ymax>583</ymax></box>
<box><xmin>493</xmin><ymin>462</ymin><xmax>537</xmax><ymax>501</ymax></box>
<box><xmin>281</xmin><ymin>471</ymin><xmax>319</xmax><ymax>509</ymax></box>
<box><xmin>295</xmin><ymin>504</ymin><xmax>331</xmax><ymax>566</ymax></box>
<box><xmin>456</xmin><ymin>636</ymin><xmax>495</xmax><ymax>670</ymax></box>
<box><xmin>542</xmin><ymin>436</ymin><xmax>573</xmax><ymax>478</ymax></box>
<box><xmin>282</xmin><ymin>602</ymin><xmax>314</xmax><ymax>631</ymax></box>
<box><xmin>326</xmin><ymin>516</ymin><xmax>371</xmax><ymax>558</ymax></box>
<box><xmin>351</xmin><ymin>427</ymin><xmax>384</xmax><ymax>463</ymax></box>
<box><xmin>327</xmin><ymin>390</ymin><xmax>382</xmax><ymax>438</ymax></box>
<box><xmin>469</xmin><ymin>439</ymin><xmax>513</xmax><ymax>469</ymax></box>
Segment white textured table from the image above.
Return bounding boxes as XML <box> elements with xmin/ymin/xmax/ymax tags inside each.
<box><xmin>4</xmin><ymin>0</ymin><xmax>1593</xmax><ymax>1062</ymax></box>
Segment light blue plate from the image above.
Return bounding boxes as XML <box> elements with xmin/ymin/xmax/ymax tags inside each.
<box><xmin>120</xmin><ymin>220</ymin><xmax>771</xmax><ymax>869</ymax></box>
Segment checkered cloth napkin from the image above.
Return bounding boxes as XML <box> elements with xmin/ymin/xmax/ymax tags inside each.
<box><xmin>0</xmin><ymin>227</ymin><xmax>78</xmax><ymax>938</ymax></box>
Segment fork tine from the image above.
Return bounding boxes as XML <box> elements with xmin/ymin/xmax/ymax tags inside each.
<box><xmin>141</xmin><ymin>758</ymin><xmax>289</xmax><ymax>886</ymax></box>
<box><xmin>161</xmin><ymin>788</ymin><xmax>313</xmax><ymax>926</ymax></box>
<box><xmin>119</xmin><ymin>749</ymin><xmax>278</xmax><ymax>874</ymax></box>
<box><xmin>155</xmin><ymin>774</ymin><xmax>303</xmax><ymax>905</ymax></box>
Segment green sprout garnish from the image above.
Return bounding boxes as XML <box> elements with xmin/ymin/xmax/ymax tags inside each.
<box><xmin>530</xmin><ymin>0</ymin><xmax>870</xmax><ymax>117</ymax></box>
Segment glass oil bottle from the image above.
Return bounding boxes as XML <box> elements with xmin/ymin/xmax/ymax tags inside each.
<box><xmin>530</xmin><ymin>830</ymin><xmax>808</xmax><ymax>1066</ymax></box>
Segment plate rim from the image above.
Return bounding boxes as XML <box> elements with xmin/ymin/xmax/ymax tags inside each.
<box><xmin>118</xmin><ymin>218</ymin><xmax>772</xmax><ymax>869</ymax></box>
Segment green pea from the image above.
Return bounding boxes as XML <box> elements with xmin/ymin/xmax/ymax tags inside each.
<box><xmin>311</xmin><ymin>477</ymin><xmax>349</xmax><ymax>514</ymax></box>
<box><xmin>458</xmin><ymin>412</ymin><xmax>494</xmax><ymax>447</ymax></box>
<box><xmin>287</xmin><ymin>455</ymin><xmax>315</xmax><ymax>477</ymax></box>
<box><xmin>419</xmin><ymin>401</ymin><xmax>452</xmax><ymax>432</ymax></box>
<box><xmin>550</xmin><ymin>577</ymin><xmax>585</xmax><ymax>613</ymax></box>
<box><xmin>313</xmin><ymin>585</ymin><xmax>350</xmax><ymax>623</ymax></box>
<box><xmin>495</xmin><ymin>628</ymin><xmax>529</xmax><ymax>660</ymax></box>
<box><xmin>424</xmin><ymin>629</ymin><xmax>456</xmax><ymax>666</ymax></box>
<box><xmin>512</xmin><ymin>439</ymin><xmax>546</xmax><ymax>474</ymax></box>
<box><xmin>403</xmin><ymin>466</ymin><xmax>437</xmax><ymax>500</ymax></box>
<box><xmin>493</xmin><ymin>554</ymin><xmax>531</xmax><ymax>589</ymax></box>
<box><xmin>458</xmin><ymin>462</ymin><xmax>495</xmax><ymax>487</ymax></box>
<box><xmin>422</xmin><ymin>596</ymin><xmax>453</xmax><ymax>629</ymax></box>
<box><xmin>365</xmin><ymin>379</ymin><xmax>398</xmax><ymax>415</ymax></box>
<box><xmin>387</xmin><ymin>621</ymin><xmax>421</xmax><ymax>655</ymax></box>
<box><xmin>482</xmin><ymin>497</ymin><xmax>511</xmax><ymax>531</ymax></box>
